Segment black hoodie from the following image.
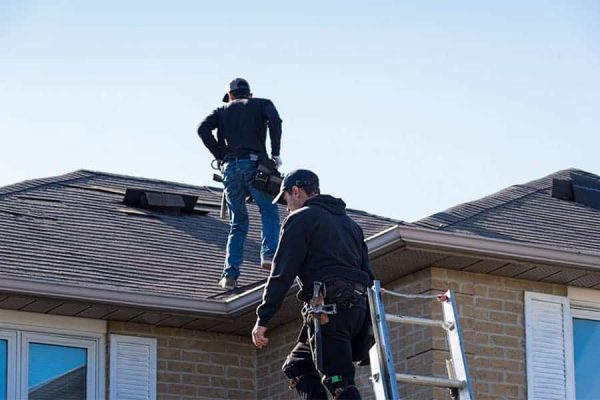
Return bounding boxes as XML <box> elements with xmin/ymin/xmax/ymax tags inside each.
<box><xmin>256</xmin><ymin>195</ymin><xmax>374</xmax><ymax>327</ymax></box>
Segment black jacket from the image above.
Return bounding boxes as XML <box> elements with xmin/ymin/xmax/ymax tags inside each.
<box><xmin>197</xmin><ymin>97</ymin><xmax>282</xmax><ymax>160</ymax></box>
<box><xmin>256</xmin><ymin>195</ymin><xmax>374</xmax><ymax>327</ymax></box>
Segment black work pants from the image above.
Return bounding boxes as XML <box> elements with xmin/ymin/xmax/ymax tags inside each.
<box><xmin>283</xmin><ymin>300</ymin><xmax>367</xmax><ymax>399</ymax></box>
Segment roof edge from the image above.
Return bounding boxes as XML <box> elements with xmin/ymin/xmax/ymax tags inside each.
<box><xmin>7</xmin><ymin>223</ymin><xmax>600</xmax><ymax>319</ymax></box>
<box><xmin>394</xmin><ymin>225</ymin><xmax>600</xmax><ymax>270</ymax></box>
<box><xmin>0</xmin><ymin>276</ymin><xmax>229</xmax><ymax>316</ymax></box>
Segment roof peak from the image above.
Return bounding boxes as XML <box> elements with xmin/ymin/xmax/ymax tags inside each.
<box><xmin>0</xmin><ymin>169</ymin><xmax>224</xmax><ymax>198</ymax></box>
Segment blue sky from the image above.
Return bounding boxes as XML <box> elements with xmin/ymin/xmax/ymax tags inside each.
<box><xmin>1</xmin><ymin>0</ymin><xmax>599</xmax><ymax>221</ymax></box>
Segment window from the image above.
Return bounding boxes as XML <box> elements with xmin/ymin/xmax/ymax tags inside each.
<box><xmin>0</xmin><ymin>340</ymin><xmax>6</xmax><ymax>400</ymax></box>
<box><xmin>570</xmin><ymin>287</ymin><xmax>600</xmax><ymax>400</ymax></box>
<box><xmin>526</xmin><ymin>289</ymin><xmax>600</xmax><ymax>399</ymax></box>
<box><xmin>572</xmin><ymin>317</ymin><xmax>600</xmax><ymax>399</ymax></box>
<box><xmin>0</xmin><ymin>310</ymin><xmax>105</xmax><ymax>400</ymax></box>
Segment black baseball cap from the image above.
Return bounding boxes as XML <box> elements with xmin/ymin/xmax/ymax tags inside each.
<box><xmin>272</xmin><ymin>169</ymin><xmax>320</xmax><ymax>205</ymax></box>
<box><xmin>222</xmin><ymin>78</ymin><xmax>251</xmax><ymax>102</ymax></box>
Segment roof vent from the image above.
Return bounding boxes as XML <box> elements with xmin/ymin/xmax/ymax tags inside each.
<box><xmin>552</xmin><ymin>173</ymin><xmax>600</xmax><ymax>211</ymax></box>
<box><xmin>123</xmin><ymin>188</ymin><xmax>198</xmax><ymax>215</ymax></box>
<box><xmin>551</xmin><ymin>178</ymin><xmax>574</xmax><ymax>201</ymax></box>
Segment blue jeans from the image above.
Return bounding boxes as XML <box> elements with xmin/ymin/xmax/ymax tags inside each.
<box><xmin>222</xmin><ymin>158</ymin><xmax>280</xmax><ymax>279</ymax></box>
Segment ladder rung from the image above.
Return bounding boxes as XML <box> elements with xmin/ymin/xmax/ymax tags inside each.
<box><xmin>395</xmin><ymin>373</ymin><xmax>464</xmax><ymax>389</ymax></box>
<box><xmin>385</xmin><ymin>314</ymin><xmax>453</xmax><ymax>330</ymax></box>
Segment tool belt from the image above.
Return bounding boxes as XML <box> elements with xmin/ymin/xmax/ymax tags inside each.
<box><xmin>299</xmin><ymin>280</ymin><xmax>366</xmax><ymax>309</ymax></box>
<box><xmin>253</xmin><ymin>156</ymin><xmax>283</xmax><ymax>198</ymax></box>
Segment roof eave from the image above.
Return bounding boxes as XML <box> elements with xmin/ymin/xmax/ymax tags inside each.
<box><xmin>391</xmin><ymin>225</ymin><xmax>600</xmax><ymax>271</ymax></box>
<box><xmin>6</xmin><ymin>225</ymin><xmax>600</xmax><ymax>318</ymax></box>
<box><xmin>0</xmin><ymin>275</ymin><xmax>229</xmax><ymax>316</ymax></box>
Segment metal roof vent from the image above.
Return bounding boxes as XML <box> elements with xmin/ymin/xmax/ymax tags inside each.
<box><xmin>552</xmin><ymin>173</ymin><xmax>600</xmax><ymax>211</ymax></box>
<box><xmin>123</xmin><ymin>188</ymin><xmax>198</xmax><ymax>215</ymax></box>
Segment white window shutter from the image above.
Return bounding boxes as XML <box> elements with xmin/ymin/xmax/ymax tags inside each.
<box><xmin>525</xmin><ymin>292</ymin><xmax>575</xmax><ymax>400</ymax></box>
<box><xmin>110</xmin><ymin>334</ymin><xmax>157</xmax><ymax>400</ymax></box>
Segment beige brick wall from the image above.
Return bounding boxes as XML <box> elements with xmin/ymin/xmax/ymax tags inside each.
<box><xmin>108</xmin><ymin>321</ymin><xmax>256</xmax><ymax>400</ymax></box>
<box><xmin>428</xmin><ymin>267</ymin><xmax>567</xmax><ymax>400</ymax></box>
<box><xmin>107</xmin><ymin>267</ymin><xmax>569</xmax><ymax>400</ymax></box>
<box><xmin>256</xmin><ymin>317</ymin><xmax>304</xmax><ymax>399</ymax></box>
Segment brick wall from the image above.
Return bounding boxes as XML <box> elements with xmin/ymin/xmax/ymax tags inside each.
<box><xmin>256</xmin><ymin>317</ymin><xmax>304</xmax><ymax>399</ymax></box>
<box><xmin>428</xmin><ymin>267</ymin><xmax>567</xmax><ymax>400</ymax></box>
<box><xmin>108</xmin><ymin>266</ymin><xmax>568</xmax><ymax>400</ymax></box>
<box><xmin>108</xmin><ymin>321</ymin><xmax>256</xmax><ymax>400</ymax></box>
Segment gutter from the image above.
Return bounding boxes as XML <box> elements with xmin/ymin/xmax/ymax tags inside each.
<box><xmin>0</xmin><ymin>275</ymin><xmax>229</xmax><ymax>316</ymax></box>
<box><xmin>387</xmin><ymin>225</ymin><xmax>600</xmax><ymax>271</ymax></box>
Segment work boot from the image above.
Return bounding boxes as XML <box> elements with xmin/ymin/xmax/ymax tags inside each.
<box><xmin>261</xmin><ymin>255</ymin><xmax>273</xmax><ymax>271</ymax></box>
<box><xmin>218</xmin><ymin>277</ymin><xmax>237</xmax><ymax>290</ymax></box>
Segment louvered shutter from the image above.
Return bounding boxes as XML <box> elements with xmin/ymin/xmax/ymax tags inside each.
<box><xmin>525</xmin><ymin>292</ymin><xmax>575</xmax><ymax>400</ymax></box>
<box><xmin>109</xmin><ymin>335</ymin><xmax>157</xmax><ymax>400</ymax></box>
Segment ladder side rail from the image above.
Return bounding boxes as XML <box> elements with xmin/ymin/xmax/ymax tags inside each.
<box><xmin>368</xmin><ymin>280</ymin><xmax>400</xmax><ymax>400</ymax></box>
<box><xmin>442</xmin><ymin>289</ymin><xmax>474</xmax><ymax>400</ymax></box>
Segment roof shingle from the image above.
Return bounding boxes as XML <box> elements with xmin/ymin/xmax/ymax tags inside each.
<box><xmin>0</xmin><ymin>170</ymin><xmax>399</xmax><ymax>301</ymax></box>
<box><xmin>415</xmin><ymin>168</ymin><xmax>600</xmax><ymax>253</ymax></box>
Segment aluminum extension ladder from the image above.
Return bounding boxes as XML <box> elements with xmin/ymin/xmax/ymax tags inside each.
<box><xmin>367</xmin><ymin>280</ymin><xmax>474</xmax><ymax>400</ymax></box>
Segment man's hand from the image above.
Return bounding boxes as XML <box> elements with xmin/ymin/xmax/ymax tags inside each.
<box><xmin>252</xmin><ymin>323</ymin><xmax>269</xmax><ymax>349</ymax></box>
<box><xmin>272</xmin><ymin>155</ymin><xmax>282</xmax><ymax>169</ymax></box>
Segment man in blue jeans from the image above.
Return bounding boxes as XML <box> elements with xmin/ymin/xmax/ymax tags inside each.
<box><xmin>197</xmin><ymin>78</ymin><xmax>282</xmax><ymax>290</ymax></box>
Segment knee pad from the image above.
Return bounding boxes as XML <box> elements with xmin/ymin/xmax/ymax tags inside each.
<box><xmin>322</xmin><ymin>375</ymin><xmax>361</xmax><ymax>400</ymax></box>
<box><xmin>291</xmin><ymin>372</ymin><xmax>328</xmax><ymax>400</ymax></box>
<box><xmin>282</xmin><ymin>358</ymin><xmax>327</xmax><ymax>400</ymax></box>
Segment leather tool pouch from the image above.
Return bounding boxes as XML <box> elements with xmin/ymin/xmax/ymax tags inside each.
<box><xmin>253</xmin><ymin>157</ymin><xmax>283</xmax><ymax>198</ymax></box>
<box><xmin>325</xmin><ymin>280</ymin><xmax>363</xmax><ymax>310</ymax></box>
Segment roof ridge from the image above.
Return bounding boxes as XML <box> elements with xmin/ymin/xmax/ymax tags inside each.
<box><xmin>0</xmin><ymin>170</ymin><xmax>94</xmax><ymax>198</ymax></box>
<box><xmin>415</xmin><ymin>168</ymin><xmax>583</xmax><ymax>229</ymax></box>
<box><xmin>436</xmin><ymin>183</ymin><xmax>548</xmax><ymax>230</ymax></box>
<box><xmin>78</xmin><ymin>169</ymin><xmax>216</xmax><ymax>192</ymax></box>
<box><xmin>346</xmin><ymin>207</ymin><xmax>406</xmax><ymax>225</ymax></box>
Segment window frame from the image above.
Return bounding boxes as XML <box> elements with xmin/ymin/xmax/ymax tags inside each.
<box><xmin>0</xmin><ymin>330</ymin><xmax>17</xmax><ymax>400</ymax></box>
<box><xmin>569</xmin><ymin>287</ymin><xmax>600</xmax><ymax>399</ymax></box>
<box><xmin>21</xmin><ymin>332</ymin><xmax>100</xmax><ymax>399</ymax></box>
<box><xmin>0</xmin><ymin>309</ymin><xmax>105</xmax><ymax>400</ymax></box>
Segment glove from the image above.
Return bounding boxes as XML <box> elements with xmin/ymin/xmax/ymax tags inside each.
<box><xmin>272</xmin><ymin>155</ymin><xmax>282</xmax><ymax>169</ymax></box>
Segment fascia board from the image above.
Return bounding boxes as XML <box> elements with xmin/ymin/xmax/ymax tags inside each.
<box><xmin>365</xmin><ymin>225</ymin><xmax>404</xmax><ymax>256</ymax></box>
<box><xmin>395</xmin><ymin>225</ymin><xmax>600</xmax><ymax>270</ymax></box>
<box><xmin>0</xmin><ymin>275</ymin><xmax>227</xmax><ymax>315</ymax></box>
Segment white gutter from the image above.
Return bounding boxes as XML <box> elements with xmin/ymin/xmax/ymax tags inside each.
<box><xmin>384</xmin><ymin>225</ymin><xmax>600</xmax><ymax>271</ymax></box>
<box><xmin>365</xmin><ymin>225</ymin><xmax>405</xmax><ymax>254</ymax></box>
<box><xmin>0</xmin><ymin>275</ymin><xmax>228</xmax><ymax>315</ymax></box>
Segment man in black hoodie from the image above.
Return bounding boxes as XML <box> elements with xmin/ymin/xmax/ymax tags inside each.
<box><xmin>252</xmin><ymin>169</ymin><xmax>374</xmax><ymax>400</ymax></box>
<box><xmin>197</xmin><ymin>78</ymin><xmax>282</xmax><ymax>290</ymax></box>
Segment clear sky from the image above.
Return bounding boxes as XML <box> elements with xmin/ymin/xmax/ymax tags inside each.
<box><xmin>1</xmin><ymin>0</ymin><xmax>599</xmax><ymax>222</ymax></box>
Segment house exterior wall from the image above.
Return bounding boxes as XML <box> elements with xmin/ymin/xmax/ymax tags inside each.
<box><xmin>428</xmin><ymin>267</ymin><xmax>567</xmax><ymax>400</ymax></box>
<box><xmin>107</xmin><ymin>321</ymin><xmax>256</xmax><ymax>400</ymax></box>
<box><xmin>107</xmin><ymin>266</ymin><xmax>568</xmax><ymax>400</ymax></box>
<box><xmin>254</xmin><ymin>266</ymin><xmax>567</xmax><ymax>400</ymax></box>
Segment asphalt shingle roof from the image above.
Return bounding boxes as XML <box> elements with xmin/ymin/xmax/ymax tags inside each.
<box><xmin>415</xmin><ymin>168</ymin><xmax>600</xmax><ymax>253</ymax></box>
<box><xmin>0</xmin><ymin>170</ymin><xmax>399</xmax><ymax>301</ymax></box>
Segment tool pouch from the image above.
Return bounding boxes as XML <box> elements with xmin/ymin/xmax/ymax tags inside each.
<box><xmin>253</xmin><ymin>157</ymin><xmax>283</xmax><ymax>198</ymax></box>
<box><xmin>325</xmin><ymin>280</ymin><xmax>364</xmax><ymax>310</ymax></box>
